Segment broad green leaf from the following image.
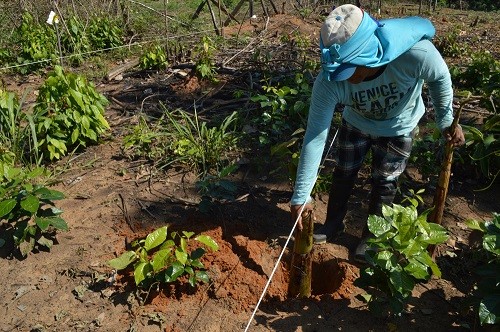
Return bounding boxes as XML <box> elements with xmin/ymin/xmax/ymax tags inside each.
<box><xmin>415</xmin><ymin>252</ymin><xmax>442</xmax><ymax>278</ymax></box>
<box><xmin>0</xmin><ymin>199</ymin><xmax>17</xmax><ymax>218</ymax></box>
<box><xmin>483</xmin><ymin>234</ymin><xmax>500</xmax><ymax>255</ymax></box>
<box><xmin>367</xmin><ymin>215</ymin><xmax>391</xmax><ymax>237</ymax></box>
<box><xmin>190</xmin><ymin>247</ymin><xmax>206</xmax><ymax>260</ymax></box>
<box><xmin>108</xmin><ymin>251</ymin><xmax>137</xmax><ymax>270</ymax></box>
<box><xmin>404</xmin><ymin>258</ymin><xmax>430</xmax><ymax>280</ymax></box>
<box><xmin>389</xmin><ymin>270</ymin><xmax>415</xmax><ymax>297</ymax></box>
<box><xmin>175</xmin><ymin>248</ymin><xmax>188</xmax><ymax>265</ymax></box>
<box><xmin>195</xmin><ymin>235</ymin><xmax>219</xmax><ymax>251</ymax></box>
<box><xmin>151</xmin><ymin>249</ymin><xmax>171</xmax><ymax>272</ymax></box>
<box><xmin>196</xmin><ymin>270</ymin><xmax>210</xmax><ymax>283</ymax></box>
<box><xmin>188</xmin><ymin>275</ymin><xmax>196</xmax><ymax>287</ymax></box>
<box><xmin>184</xmin><ymin>266</ymin><xmax>194</xmax><ymax>275</ymax></box>
<box><xmin>180</xmin><ymin>237</ymin><xmax>187</xmax><ymax>252</ymax></box>
<box><xmin>479</xmin><ymin>296</ymin><xmax>500</xmax><ymax>325</ymax></box>
<box><xmin>465</xmin><ymin>219</ymin><xmax>487</xmax><ymax>232</ymax></box>
<box><xmin>21</xmin><ymin>195</ymin><xmax>39</xmax><ymax>213</ymax></box>
<box><xmin>47</xmin><ymin>217</ymin><xmax>68</xmax><ymax>231</ymax></box>
<box><xmin>374</xmin><ymin>250</ymin><xmax>398</xmax><ymax>271</ymax></box>
<box><xmin>34</xmin><ymin>187</ymin><xmax>65</xmax><ymax>200</ymax></box>
<box><xmin>418</xmin><ymin>223</ymin><xmax>448</xmax><ymax>244</ymax></box>
<box><xmin>165</xmin><ymin>261</ymin><xmax>184</xmax><ymax>282</ymax></box>
<box><xmin>144</xmin><ymin>226</ymin><xmax>167</xmax><ymax>251</ymax></box>
<box><xmin>159</xmin><ymin>239</ymin><xmax>175</xmax><ymax>250</ymax></box>
<box><xmin>134</xmin><ymin>262</ymin><xmax>153</xmax><ymax>286</ymax></box>
<box><xmin>191</xmin><ymin>259</ymin><xmax>204</xmax><ymax>269</ymax></box>
<box><xmin>35</xmin><ymin>217</ymin><xmax>50</xmax><ymax>231</ymax></box>
<box><xmin>182</xmin><ymin>231</ymin><xmax>195</xmax><ymax>239</ymax></box>
<box><xmin>398</xmin><ymin>239</ymin><xmax>423</xmax><ymax>258</ymax></box>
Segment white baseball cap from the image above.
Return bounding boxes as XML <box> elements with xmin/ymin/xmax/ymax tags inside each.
<box><xmin>320</xmin><ymin>4</ymin><xmax>364</xmax><ymax>81</ymax></box>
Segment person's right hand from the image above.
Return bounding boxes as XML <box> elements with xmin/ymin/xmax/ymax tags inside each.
<box><xmin>290</xmin><ymin>203</ymin><xmax>315</xmax><ymax>232</ymax></box>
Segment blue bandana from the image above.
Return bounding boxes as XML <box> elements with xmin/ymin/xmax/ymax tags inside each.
<box><xmin>320</xmin><ymin>13</ymin><xmax>436</xmax><ymax>81</ymax></box>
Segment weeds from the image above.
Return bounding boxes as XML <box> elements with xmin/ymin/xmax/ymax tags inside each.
<box><xmin>162</xmin><ymin>107</ymin><xmax>239</xmax><ymax>176</ymax></box>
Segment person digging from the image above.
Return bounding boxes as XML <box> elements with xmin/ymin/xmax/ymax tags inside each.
<box><xmin>289</xmin><ymin>4</ymin><xmax>465</xmax><ymax>262</ymax></box>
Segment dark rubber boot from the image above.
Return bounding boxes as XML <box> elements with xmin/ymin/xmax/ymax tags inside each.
<box><xmin>313</xmin><ymin>175</ymin><xmax>357</xmax><ymax>244</ymax></box>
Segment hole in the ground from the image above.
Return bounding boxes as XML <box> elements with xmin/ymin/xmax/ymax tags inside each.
<box><xmin>311</xmin><ymin>258</ymin><xmax>345</xmax><ymax>295</ymax></box>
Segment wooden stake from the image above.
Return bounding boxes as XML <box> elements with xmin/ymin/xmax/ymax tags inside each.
<box><xmin>288</xmin><ymin>209</ymin><xmax>314</xmax><ymax>298</ymax></box>
<box><xmin>428</xmin><ymin>95</ymin><xmax>471</xmax><ymax>258</ymax></box>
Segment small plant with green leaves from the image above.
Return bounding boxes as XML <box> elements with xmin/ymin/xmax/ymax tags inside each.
<box><xmin>408</xmin><ymin>124</ymin><xmax>441</xmax><ymax>181</ymax></box>
<box><xmin>13</xmin><ymin>12</ymin><xmax>57</xmax><ymax>74</ymax></box>
<box><xmin>87</xmin><ymin>17</ymin><xmax>123</xmax><ymax>50</ymax></box>
<box><xmin>162</xmin><ymin>107</ymin><xmax>239</xmax><ymax>176</ymax></box>
<box><xmin>34</xmin><ymin>65</ymin><xmax>110</xmax><ymax>160</ymax></box>
<box><xmin>466</xmin><ymin>214</ymin><xmax>500</xmax><ymax>326</ymax></box>
<box><xmin>250</xmin><ymin>73</ymin><xmax>311</xmax><ymax>145</ymax></box>
<box><xmin>354</xmin><ymin>201</ymin><xmax>449</xmax><ymax>316</ymax></box>
<box><xmin>140</xmin><ymin>44</ymin><xmax>168</xmax><ymax>70</ymax></box>
<box><xmin>61</xmin><ymin>16</ymin><xmax>92</xmax><ymax>66</ymax></box>
<box><xmin>0</xmin><ymin>164</ymin><xmax>67</xmax><ymax>256</ymax></box>
<box><xmin>108</xmin><ymin>226</ymin><xmax>219</xmax><ymax>288</ymax></box>
<box><xmin>453</xmin><ymin>51</ymin><xmax>500</xmax><ymax>96</ymax></box>
<box><xmin>122</xmin><ymin>115</ymin><xmax>168</xmax><ymax>161</ymax></box>
<box><xmin>435</xmin><ymin>27</ymin><xmax>469</xmax><ymax>58</ymax></box>
<box><xmin>196</xmin><ymin>164</ymin><xmax>238</xmax><ymax>213</ymax></box>
<box><xmin>194</xmin><ymin>36</ymin><xmax>217</xmax><ymax>81</ymax></box>
<box><xmin>462</xmin><ymin>115</ymin><xmax>500</xmax><ymax>187</ymax></box>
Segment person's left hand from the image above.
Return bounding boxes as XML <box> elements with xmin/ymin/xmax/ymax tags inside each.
<box><xmin>443</xmin><ymin>124</ymin><xmax>465</xmax><ymax>147</ymax></box>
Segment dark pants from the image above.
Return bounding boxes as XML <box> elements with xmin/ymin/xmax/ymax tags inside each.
<box><xmin>325</xmin><ymin>120</ymin><xmax>415</xmax><ymax>236</ymax></box>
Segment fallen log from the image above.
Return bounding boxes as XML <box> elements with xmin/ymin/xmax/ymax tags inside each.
<box><xmin>107</xmin><ymin>58</ymin><xmax>140</xmax><ymax>81</ymax></box>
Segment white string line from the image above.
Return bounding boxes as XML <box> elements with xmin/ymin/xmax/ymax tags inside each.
<box><xmin>0</xmin><ymin>28</ymin><xmax>216</xmax><ymax>72</ymax></box>
<box><xmin>244</xmin><ymin>127</ymin><xmax>339</xmax><ymax>332</ymax></box>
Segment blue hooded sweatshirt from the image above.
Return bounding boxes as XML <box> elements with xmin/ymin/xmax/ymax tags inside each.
<box><xmin>290</xmin><ymin>15</ymin><xmax>454</xmax><ymax>206</ymax></box>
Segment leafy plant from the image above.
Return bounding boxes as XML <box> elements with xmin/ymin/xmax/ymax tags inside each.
<box><xmin>33</xmin><ymin>65</ymin><xmax>110</xmax><ymax>160</ymax></box>
<box><xmin>61</xmin><ymin>16</ymin><xmax>92</xmax><ymax>66</ymax></box>
<box><xmin>87</xmin><ymin>17</ymin><xmax>123</xmax><ymax>50</ymax></box>
<box><xmin>462</xmin><ymin>115</ymin><xmax>500</xmax><ymax>187</ymax></box>
<box><xmin>122</xmin><ymin>115</ymin><xmax>167</xmax><ymax>160</ymax></box>
<box><xmin>163</xmin><ymin>107</ymin><xmax>239</xmax><ymax>176</ymax></box>
<box><xmin>435</xmin><ymin>27</ymin><xmax>469</xmax><ymax>58</ymax></box>
<box><xmin>250</xmin><ymin>73</ymin><xmax>311</xmax><ymax>145</ymax></box>
<box><xmin>13</xmin><ymin>12</ymin><xmax>57</xmax><ymax>74</ymax></box>
<box><xmin>140</xmin><ymin>44</ymin><xmax>168</xmax><ymax>70</ymax></box>
<box><xmin>454</xmin><ymin>51</ymin><xmax>500</xmax><ymax>96</ymax></box>
<box><xmin>466</xmin><ymin>214</ymin><xmax>500</xmax><ymax>326</ymax></box>
<box><xmin>196</xmin><ymin>164</ymin><xmax>238</xmax><ymax>213</ymax></box>
<box><xmin>0</xmin><ymin>164</ymin><xmax>67</xmax><ymax>256</ymax></box>
<box><xmin>108</xmin><ymin>226</ymin><xmax>219</xmax><ymax>288</ymax></box>
<box><xmin>354</xmin><ymin>202</ymin><xmax>449</xmax><ymax>315</ymax></box>
<box><xmin>408</xmin><ymin>124</ymin><xmax>441</xmax><ymax>181</ymax></box>
<box><xmin>195</xmin><ymin>36</ymin><xmax>217</xmax><ymax>81</ymax></box>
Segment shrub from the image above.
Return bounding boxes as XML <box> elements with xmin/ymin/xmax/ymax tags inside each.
<box><xmin>0</xmin><ymin>164</ymin><xmax>67</xmax><ymax>257</ymax></box>
<box><xmin>355</xmin><ymin>202</ymin><xmax>448</xmax><ymax>315</ymax></box>
<box><xmin>33</xmin><ymin>65</ymin><xmax>110</xmax><ymax>160</ymax></box>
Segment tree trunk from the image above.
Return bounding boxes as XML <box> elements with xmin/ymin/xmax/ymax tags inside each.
<box><xmin>288</xmin><ymin>209</ymin><xmax>314</xmax><ymax>298</ymax></box>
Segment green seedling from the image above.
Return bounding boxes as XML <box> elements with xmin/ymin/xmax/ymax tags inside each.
<box><xmin>108</xmin><ymin>226</ymin><xmax>219</xmax><ymax>288</ymax></box>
